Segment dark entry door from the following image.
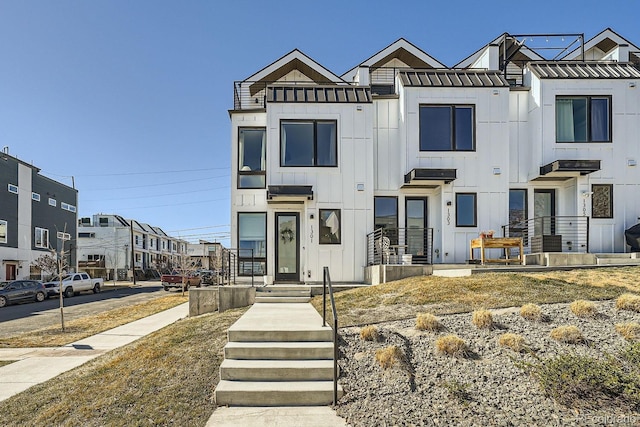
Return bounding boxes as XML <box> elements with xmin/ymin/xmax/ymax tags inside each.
<box><xmin>275</xmin><ymin>213</ymin><xmax>299</xmax><ymax>282</ymax></box>
<box><xmin>534</xmin><ymin>189</ymin><xmax>556</xmax><ymax>235</ymax></box>
<box><xmin>405</xmin><ymin>198</ymin><xmax>427</xmax><ymax>257</ymax></box>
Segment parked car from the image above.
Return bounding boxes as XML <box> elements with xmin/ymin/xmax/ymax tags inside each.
<box><xmin>43</xmin><ymin>272</ymin><xmax>104</xmax><ymax>298</ymax></box>
<box><xmin>160</xmin><ymin>272</ymin><xmax>201</xmax><ymax>291</ymax></box>
<box><xmin>0</xmin><ymin>280</ymin><xmax>47</xmax><ymax>307</ymax></box>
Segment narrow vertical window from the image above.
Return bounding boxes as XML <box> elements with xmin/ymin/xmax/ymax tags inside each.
<box><xmin>238</xmin><ymin>128</ymin><xmax>266</xmax><ymax>188</ymax></box>
<box><xmin>238</xmin><ymin>212</ymin><xmax>267</xmax><ymax>275</ymax></box>
<box><xmin>592</xmin><ymin>184</ymin><xmax>613</xmax><ymax>218</ymax></box>
<box><xmin>0</xmin><ymin>220</ymin><xmax>7</xmax><ymax>244</ymax></box>
<box><xmin>319</xmin><ymin>209</ymin><xmax>341</xmax><ymax>244</ymax></box>
<box><xmin>456</xmin><ymin>193</ymin><xmax>477</xmax><ymax>227</ymax></box>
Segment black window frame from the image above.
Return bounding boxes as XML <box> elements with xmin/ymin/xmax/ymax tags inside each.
<box><xmin>0</xmin><ymin>219</ymin><xmax>6</xmax><ymax>244</ymax></box>
<box><xmin>374</xmin><ymin>196</ymin><xmax>399</xmax><ymax>245</ymax></box>
<box><xmin>237</xmin><ymin>212</ymin><xmax>267</xmax><ymax>276</ymax></box>
<box><xmin>238</xmin><ymin>127</ymin><xmax>267</xmax><ymax>189</ymax></box>
<box><xmin>419</xmin><ymin>104</ymin><xmax>476</xmax><ymax>152</ymax></box>
<box><xmin>319</xmin><ymin>209</ymin><xmax>341</xmax><ymax>245</ymax></box>
<box><xmin>591</xmin><ymin>184</ymin><xmax>613</xmax><ymax>219</ymax></box>
<box><xmin>555</xmin><ymin>95</ymin><xmax>612</xmax><ymax>143</ymax></box>
<box><xmin>280</xmin><ymin>120</ymin><xmax>338</xmax><ymax>167</ymax></box>
<box><xmin>455</xmin><ymin>193</ymin><xmax>477</xmax><ymax>227</ymax></box>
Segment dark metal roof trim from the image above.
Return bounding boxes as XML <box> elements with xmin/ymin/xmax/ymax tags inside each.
<box><xmin>267</xmin><ymin>86</ymin><xmax>372</xmax><ymax>103</ymax></box>
<box><xmin>404</xmin><ymin>168</ymin><xmax>457</xmax><ymax>185</ymax></box>
<box><xmin>539</xmin><ymin>160</ymin><xmax>601</xmax><ymax>176</ymax></box>
<box><xmin>528</xmin><ymin>61</ymin><xmax>640</xmax><ymax>79</ymax></box>
<box><xmin>399</xmin><ymin>70</ymin><xmax>509</xmax><ymax>87</ymax></box>
<box><xmin>267</xmin><ymin>185</ymin><xmax>314</xmax><ymax>200</ymax></box>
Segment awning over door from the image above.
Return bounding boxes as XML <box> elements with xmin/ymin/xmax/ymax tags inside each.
<box><xmin>267</xmin><ymin>185</ymin><xmax>314</xmax><ymax>203</ymax></box>
<box><xmin>403</xmin><ymin>168</ymin><xmax>457</xmax><ymax>188</ymax></box>
<box><xmin>534</xmin><ymin>160</ymin><xmax>601</xmax><ymax>181</ymax></box>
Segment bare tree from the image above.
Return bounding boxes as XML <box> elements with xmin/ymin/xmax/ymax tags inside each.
<box><xmin>176</xmin><ymin>250</ymin><xmax>199</xmax><ymax>296</ymax></box>
<box><xmin>50</xmin><ymin>228</ymin><xmax>71</xmax><ymax>332</ymax></box>
<box><xmin>31</xmin><ymin>254</ymin><xmax>58</xmax><ymax>281</ymax></box>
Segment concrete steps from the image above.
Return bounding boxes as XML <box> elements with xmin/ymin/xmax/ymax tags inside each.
<box><xmin>255</xmin><ymin>286</ymin><xmax>311</xmax><ymax>303</ymax></box>
<box><xmin>215</xmin><ymin>302</ymin><xmax>343</xmax><ymax>407</ymax></box>
<box><xmin>596</xmin><ymin>253</ymin><xmax>640</xmax><ymax>265</ymax></box>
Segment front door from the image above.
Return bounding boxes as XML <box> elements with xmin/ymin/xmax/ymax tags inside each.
<box><xmin>275</xmin><ymin>213</ymin><xmax>299</xmax><ymax>282</ymax></box>
<box><xmin>6</xmin><ymin>264</ymin><xmax>16</xmax><ymax>281</ymax></box>
<box><xmin>405</xmin><ymin>198</ymin><xmax>427</xmax><ymax>258</ymax></box>
<box><xmin>534</xmin><ymin>189</ymin><xmax>556</xmax><ymax>235</ymax></box>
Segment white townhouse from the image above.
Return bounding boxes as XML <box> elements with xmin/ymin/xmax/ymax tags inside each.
<box><xmin>229</xmin><ymin>28</ymin><xmax>640</xmax><ymax>283</ymax></box>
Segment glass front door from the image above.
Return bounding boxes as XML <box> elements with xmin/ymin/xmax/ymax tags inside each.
<box><xmin>534</xmin><ymin>189</ymin><xmax>556</xmax><ymax>235</ymax></box>
<box><xmin>405</xmin><ymin>198</ymin><xmax>427</xmax><ymax>256</ymax></box>
<box><xmin>275</xmin><ymin>213</ymin><xmax>299</xmax><ymax>282</ymax></box>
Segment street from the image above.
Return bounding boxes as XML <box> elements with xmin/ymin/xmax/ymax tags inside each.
<box><xmin>0</xmin><ymin>281</ymin><xmax>171</xmax><ymax>338</ymax></box>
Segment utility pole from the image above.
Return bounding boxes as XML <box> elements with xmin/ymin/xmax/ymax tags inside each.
<box><xmin>130</xmin><ymin>220</ymin><xmax>136</xmax><ymax>286</ymax></box>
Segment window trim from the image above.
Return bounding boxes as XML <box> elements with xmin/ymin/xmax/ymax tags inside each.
<box><xmin>555</xmin><ymin>95</ymin><xmax>612</xmax><ymax>143</ymax></box>
<box><xmin>32</xmin><ymin>192</ymin><xmax>41</xmax><ymax>202</ymax></box>
<box><xmin>48</xmin><ymin>198</ymin><xmax>57</xmax><ymax>207</ymax></box>
<box><xmin>237</xmin><ymin>212</ymin><xmax>267</xmax><ymax>276</ymax></box>
<box><xmin>419</xmin><ymin>104</ymin><xmax>476</xmax><ymax>152</ymax></box>
<box><xmin>61</xmin><ymin>202</ymin><xmax>77</xmax><ymax>213</ymax></box>
<box><xmin>8</xmin><ymin>184</ymin><xmax>18</xmax><ymax>194</ymax></box>
<box><xmin>591</xmin><ymin>184</ymin><xmax>614</xmax><ymax>219</ymax></box>
<box><xmin>0</xmin><ymin>219</ymin><xmax>7</xmax><ymax>244</ymax></box>
<box><xmin>280</xmin><ymin>119</ymin><xmax>338</xmax><ymax>167</ymax></box>
<box><xmin>319</xmin><ymin>209</ymin><xmax>341</xmax><ymax>245</ymax></box>
<box><xmin>34</xmin><ymin>227</ymin><xmax>49</xmax><ymax>249</ymax></box>
<box><xmin>455</xmin><ymin>193</ymin><xmax>478</xmax><ymax>228</ymax></box>
<box><xmin>238</xmin><ymin>127</ymin><xmax>267</xmax><ymax>189</ymax></box>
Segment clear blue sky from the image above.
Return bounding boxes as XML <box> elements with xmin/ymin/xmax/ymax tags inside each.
<box><xmin>1</xmin><ymin>0</ymin><xmax>636</xmax><ymax>247</ymax></box>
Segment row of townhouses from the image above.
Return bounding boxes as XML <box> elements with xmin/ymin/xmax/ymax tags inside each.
<box><xmin>0</xmin><ymin>149</ymin><xmax>78</xmax><ymax>281</ymax></box>
<box><xmin>229</xmin><ymin>28</ymin><xmax>640</xmax><ymax>284</ymax></box>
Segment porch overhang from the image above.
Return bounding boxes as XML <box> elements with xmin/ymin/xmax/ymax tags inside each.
<box><xmin>534</xmin><ymin>160</ymin><xmax>601</xmax><ymax>181</ymax></box>
<box><xmin>403</xmin><ymin>168</ymin><xmax>457</xmax><ymax>188</ymax></box>
<box><xmin>267</xmin><ymin>185</ymin><xmax>313</xmax><ymax>203</ymax></box>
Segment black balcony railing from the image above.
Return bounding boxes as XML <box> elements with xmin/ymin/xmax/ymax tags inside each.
<box><xmin>502</xmin><ymin>216</ymin><xmax>589</xmax><ymax>254</ymax></box>
<box><xmin>366</xmin><ymin>227</ymin><xmax>433</xmax><ymax>266</ymax></box>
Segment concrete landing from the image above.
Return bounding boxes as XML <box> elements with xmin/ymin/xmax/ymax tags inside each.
<box><xmin>206</xmin><ymin>406</ymin><xmax>347</xmax><ymax>427</ymax></box>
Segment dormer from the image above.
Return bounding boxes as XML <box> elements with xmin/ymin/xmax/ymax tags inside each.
<box><xmin>233</xmin><ymin>49</ymin><xmax>346</xmax><ymax>110</ymax></box>
<box><xmin>562</xmin><ymin>28</ymin><xmax>640</xmax><ymax>63</ymax></box>
<box><xmin>341</xmin><ymin>38</ymin><xmax>445</xmax><ymax>96</ymax></box>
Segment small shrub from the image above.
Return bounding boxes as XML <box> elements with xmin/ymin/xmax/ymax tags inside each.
<box><xmin>616</xmin><ymin>322</ymin><xmax>640</xmax><ymax>341</ymax></box>
<box><xmin>616</xmin><ymin>294</ymin><xmax>640</xmax><ymax>312</ymax></box>
<box><xmin>520</xmin><ymin>303</ymin><xmax>543</xmax><ymax>322</ymax></box>
<box><xmin>436</xmin><ymin>335</ymin><xmax>468</xmax><ymax>357</ymax></box>
<box><xmin>498</xmin><ymin>333</ymin><xmax>526</xmax><ymax>352</ymax></box>
<box><xmin>472</xmin><ymin>309</ymin><xmax>493</xmax><ymax>329</ymax></box>
<box><xmin>569</xmin><ymin>300</ymin><xmax>597</xmax><ymax>318</ymax></box>
<box><xmin>441</xmin><ymin>380</ymin><xmax>471</xmax><ymax>404</ymax></box>
<box><xmin>375</xmin><ymin>345</ymin><xmax>402</xmax><ymax>369</ymax></box>
<box><xmin>550</xmin><ymin>325</ymin><xmax>584</xmax><ymax>344</ymax></box>
<box><xmin>416</xmin><ymin>313</ymin><xmax>441</xmax><ymax>332</ymax></box>
<box><xmin>622</xmin><ymin>341</ymin><xmax>640</xmax><ymax>365</ymax></box>
<box><xmin>360</xmin><ymin>325</ymin><xmax>379</xmax><ymax>341</ymax></box>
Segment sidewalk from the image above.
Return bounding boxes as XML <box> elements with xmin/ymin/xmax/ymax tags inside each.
<box><xmin>0</xmin><ymin>302</ymin><xmax>189</xmax><ymax>402</ymax></box>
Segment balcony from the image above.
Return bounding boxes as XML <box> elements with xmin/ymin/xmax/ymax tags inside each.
<box><xmin>502</xmin><ymin>216</ymin><xmax>589</xmax><ymax>254</ymax></box>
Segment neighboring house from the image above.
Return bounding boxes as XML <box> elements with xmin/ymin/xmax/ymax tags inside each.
<box><xmin>186</xmin><ymin>241</ymin><xmax>224</xmax><ymax>271</ymax></box>
<box><xmin>230</xmin><ymin>28</ymin><xmax>640</xmax><ymax>283</ymax></box>
<box><xmin>0</xmin><ymin>148</ymin><xmax>78</xmax><ymax>280</ymax></box>
<box><xmin>76</xmin><ymin>214</ymin><xmax>187</xmax><ymax>280</ymax></box>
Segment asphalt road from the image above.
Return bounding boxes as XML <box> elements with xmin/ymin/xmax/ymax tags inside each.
<box><xmin>0</xmin><ymin>281</ymin><xmax>173</xmax><ymax>338</ymax></box>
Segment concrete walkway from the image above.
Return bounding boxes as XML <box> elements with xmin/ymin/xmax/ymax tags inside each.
<box><xmin>0</xmin><ymin>302</ymin><xmax>189</xmax><ymax>402</ymax></box>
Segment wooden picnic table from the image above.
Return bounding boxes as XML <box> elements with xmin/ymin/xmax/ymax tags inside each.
<box><xmin>470</xmin><ymin>237</ymin><xmax>524</xmax><ymax>265</ymax></box>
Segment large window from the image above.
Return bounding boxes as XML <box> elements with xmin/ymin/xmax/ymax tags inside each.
<box><xmin>238</xmin><ymin>212</ymin><xmax>266</xmax><ymax>275</ymax></box>
<box><xmin>592</xmin><ymin>184</ymin><xmax>613</xmax><ymax>219</ymax></box>
<box><xmin>374</xmin><ymin>197</ymin><xmax>398</xmax><ymax>244</ymax></box>
<box><xmin>456</xmin><ymin>193</ymin><xmax>477</xmax><ymax>227</ymax></box>
<box><xmin>509</xmin><ymin>189</ymin><xmax>527</xmax><ymax>231</ymax></box>
<box><xmin>420</xmin><ymin>105</ymin><xmax>474</xmax><ymax>151</ymax></box>
<box><xmin>238</xmin><ymin>128</ymin><xmax>266</xmax><ymax>188</ymax></box>
<box><xmin>281</xmin><ymin>120</ymin><xmax>337</xmax><ymax>167</ymax></box>
<box><xmin>556</xmin><ymin>96</ymin><xmax>611</xmax><ymax>142</ymax></box>
<box><xmin>35</xmin><ymin>227</ymin><xmax>49</xmax><ymax>249</ymax></box>
<box><xmin>0</xmin><ymin>220</ymin><xmax>6</xmax><ymax>244</ymax></box>
<box><xmin>319</xmin><ymin>209</ymin><xmax>341</xmax><ymax>244</ymax></box>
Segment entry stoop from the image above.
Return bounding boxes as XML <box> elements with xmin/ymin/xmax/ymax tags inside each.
<box><xmin>215</xmin><ymin>302</ymin><xmax>343</xmax><ymax>406</ymax></box>
<box><xmin>255</xmin><ymin>285</ymin><xmax>312</xmax><ymax>303</ymax></box>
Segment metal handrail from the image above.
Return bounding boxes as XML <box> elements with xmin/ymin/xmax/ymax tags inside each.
<box><xmin>322</xmin><ymin>266</ymin><xmax>339</xmax><ymax>405</ymax></box>
<box><xmin>501</xmin><ymin>215</ymin><xmax>589</xmax><ymax>254</ymax></box>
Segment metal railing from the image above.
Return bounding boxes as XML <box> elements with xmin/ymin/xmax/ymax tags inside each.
<box><xmin>366</xmin><ymin>227</ymin><xmax>434</xmax><ymax>265</ymax></box>
<box><xmin>219</xmin><ymin>248</ymin><xmax>255</xmax><ymax>286</ymax></box>
<box><xmin>501</xmin><ymin>216</ymin><xmax>589</xmax><ymax>254</ymax></box>
<box><xmin>322</xmin><ymin>266</ymin><xmax>339</xmax><ymax>405</ymax></box>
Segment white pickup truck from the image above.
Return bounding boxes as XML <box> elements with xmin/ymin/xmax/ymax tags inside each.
<box><xmin>43</xmin><ymin>272</ymin><xmax>104</xmax><ymax>298</ymax></box>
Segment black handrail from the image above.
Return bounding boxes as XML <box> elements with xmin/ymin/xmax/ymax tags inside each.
<box><xmin>322</xmin><ymin>266</ymin><xmax>339</xmax><ymax>405</ymax></box>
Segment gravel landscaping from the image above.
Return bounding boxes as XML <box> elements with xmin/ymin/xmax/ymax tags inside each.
<box><xmin>336</xmin><ymin>300</ymin><xmax>640</xmax><ymax>426</ymax></box>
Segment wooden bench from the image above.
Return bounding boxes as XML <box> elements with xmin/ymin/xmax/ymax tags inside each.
<box><xmin>470</xmin><ymin>237</ymin><xmax>524</xmax><ymax>265</ymax></box>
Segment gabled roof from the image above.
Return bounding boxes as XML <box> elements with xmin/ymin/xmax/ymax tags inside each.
<box><xmin>562</xmin><ymin>28</ymin><xmax>640</xmax><ymax>60</ymax></box>
<box><xmin>341</xmin><ymin>38</ymin><xmax>446</xmax><ymax>81</ymax></box>
<box><xmin>528</xmin><ymin>62</ymin><xmax>640</xmax><ymax>79</ymax></box>
<box><xmin>242</xmin><ymin>49</ymin><xmax>346</xmax><ymax>84</ymax></box>
<box><xmin>399</xmin><ymin>70</ymin><xmax>509</xmax><ymax>87</ymax></box>
<box><xmin>454</xmin><ymin>33</ymin><xmax>544</xmax><ymax>69</ymax></box>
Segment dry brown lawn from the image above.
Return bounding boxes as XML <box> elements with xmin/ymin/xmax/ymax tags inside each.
<box><xmin>312</xmin><ymin>266</ymin><xmax>639</xmax><ymax>326</ymax></box>
<box><xmin>0</xmin><ymin>294</ymin><xmax>188</xmax><ymax>348</ymax></box>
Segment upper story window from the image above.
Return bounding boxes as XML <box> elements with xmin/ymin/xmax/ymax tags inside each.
<box><xmin>32</xmin><ymin>192</ymin><xmax>41</xmax><ymax>202</ymax></box>
<box><xmin>35</xmin><ymin>227</ymin><xmax>49</xmax><ymax>249</ymax></box>
<box><xmin>281</xmin><ymin>120</ymin><xmax>337</xmax><ymax>167</ymax></box>
<box><xmin>61</xmin><ymin>202</ymin><xmax>77</xmax><ymax>213</ymax></box>
<box><xmin>238</xmin><ymin>128</ymin><xmax>266</xmax><ymax>188</ymax></box>
<box><xmin>0</xmin><ymin>220</ymin><xmax>7</xmax><ymax>244</ymax></box>
<box><xmin>79</xmin><ymin>232</ymin><xmax>95</xmax><ymax>238</ymax></box>
<box><xmin>48</xmin><ymin>198</ymin><xmax>57</xmax><ymax>207</ymax></box>
<box><xmin>8</xmin><ymin>184</ymin><xmax>18</xmax><ymax>194</ymax></box>
<box><xmin>556</xmin><ymin>96</ymin><xmax>611</xmax><ymax>143</ymax></box>
<box><xmin>420</xmin><ymin>105</ymin><xmax>474</xmax><ymax>151</ymax></box>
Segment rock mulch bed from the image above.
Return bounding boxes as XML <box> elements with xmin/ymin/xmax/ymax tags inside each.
<box><xmin>336</xmin><ymin>300</ymin><xmax>640</xmax><ymax>426</ymax></box>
